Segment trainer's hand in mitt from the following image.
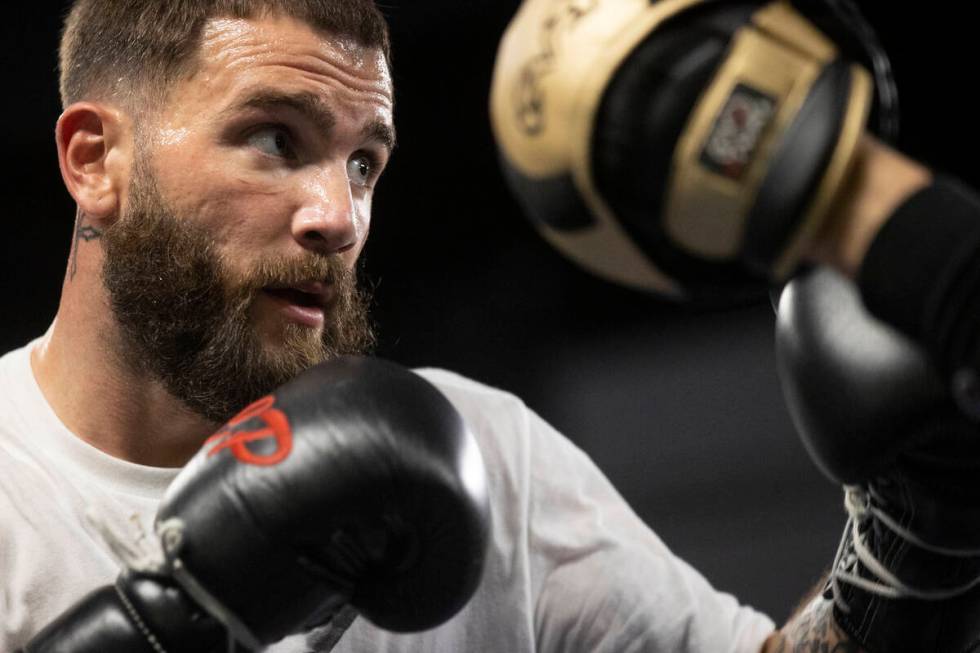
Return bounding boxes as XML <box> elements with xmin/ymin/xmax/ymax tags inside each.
<box><xmin>491</xmin><ymin>0</ymin><xmax>877</xmax><ymax>301</ymax></box>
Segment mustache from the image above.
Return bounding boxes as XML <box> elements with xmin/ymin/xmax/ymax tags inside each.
<box><xmin>235</xmin><ymin>253</ymin><xmax>352</xmax><ymax>292</ymax></box>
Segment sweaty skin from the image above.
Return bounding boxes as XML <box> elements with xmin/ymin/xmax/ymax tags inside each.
<box><xmin>33</xmin><ymin>13</ymin><xmax>394</xmax><ymax>467</ymax></box>
<box><xmin>139</xmin><ymin>16</ymin><xmax>393</xmax><ymax>343</ymax></box>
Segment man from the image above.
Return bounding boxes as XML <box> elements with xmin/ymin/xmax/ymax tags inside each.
<box><xmin>2</xmin><ymin>1</ymin><xmax>776</xmax><ymax>650</ymax></box>
<box><xmin>0</xmin><ymin>0</ymin><xmax>950</xmax><ymax>651</ymax></box>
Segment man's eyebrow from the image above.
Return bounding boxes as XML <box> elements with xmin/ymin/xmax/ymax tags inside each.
<box><xmin>226</xmin><ymin>89</ymin><xmax>395</xmax><ymax>153</ymax></box>
<box><xmin>228</xmin><ymin>90</ymin><xmax>337</xmax><ymax>137</ymax></box>
<box><xmin>362</xmin><ymin>120</ymin><xmax>397</xmax><ymax>154</ymax></box>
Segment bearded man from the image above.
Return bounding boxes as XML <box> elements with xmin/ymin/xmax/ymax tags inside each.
<box><xmin>0</xmin><ymin>1</ymin><xmax>949</xmax><ymax>652</ymax></box>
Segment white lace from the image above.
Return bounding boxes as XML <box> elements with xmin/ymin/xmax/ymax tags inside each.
<box><xmin>829</xmin><ymin>485</ymin><xmax>980</xmax><ymax>614</ymax></box>
<box><xmin>84</xmin><ymin>507</ymin><xmax>167</xmax><ymax>573</ymax></box>
<box><xmin>85</xmin><ymin>509</ymin><xmax>245</xmax><ymax>652</ymax></box>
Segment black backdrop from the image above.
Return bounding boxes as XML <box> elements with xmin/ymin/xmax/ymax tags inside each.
<box><xmin>2</xmin><ymin>1</ymin><xmax>975</xmax><ymax>623</ymax></box>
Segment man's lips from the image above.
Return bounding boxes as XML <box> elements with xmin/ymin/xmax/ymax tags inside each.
<box><xmin>261</xmin><ymin>282</ymin><xmax>332</xmax><ymax>327</ymax></box>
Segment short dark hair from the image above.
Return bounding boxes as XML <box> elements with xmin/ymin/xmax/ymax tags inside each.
<box><xmin>59</xmin><ymin>0</ymin><xmax>391</xmax><ymax>109</ymax></box>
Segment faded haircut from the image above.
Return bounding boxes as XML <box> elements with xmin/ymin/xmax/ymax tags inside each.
<box><xmin>59</xmin><ymin>0</ymin><xmax>391</xmax><ymax>110</ymax></box>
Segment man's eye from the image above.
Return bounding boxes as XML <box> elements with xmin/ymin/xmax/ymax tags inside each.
<box><xmin>347</xmin><ymin>154</ymin><xmax>374</xmax><ymax>186</ymax></box>
<box><xmin>247</xmin><ymin>127</ymin><xmax>296</xmax><ymax>160</ymax></box>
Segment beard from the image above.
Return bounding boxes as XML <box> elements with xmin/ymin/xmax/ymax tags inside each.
<box><xmin>101</xmin><ymin>162</ymin><xmax>376</xmax><ymax>424</ymax></box>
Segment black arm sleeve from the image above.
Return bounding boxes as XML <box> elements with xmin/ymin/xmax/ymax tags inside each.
<box><xmin>857</xmin><ymin>176</ymin><xmax>980</xmax><ymax>376</ymax></box>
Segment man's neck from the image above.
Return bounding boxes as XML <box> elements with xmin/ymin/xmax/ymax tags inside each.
<box><xmin>32</xmin><ymin>275</ymin><xmax>219</xmax><ymax>468</ymax></box>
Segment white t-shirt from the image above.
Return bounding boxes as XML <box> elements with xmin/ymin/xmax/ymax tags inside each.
<box><xmin>0</xmin><ymin>340</ymin><xmax>775</xmax><ymax>652</ymax></box>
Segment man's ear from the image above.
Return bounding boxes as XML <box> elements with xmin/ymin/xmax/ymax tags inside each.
<box><xmin>56</xmin><ymin>102</ymin><xmax>132</xmax><ymax>222</ymax></box>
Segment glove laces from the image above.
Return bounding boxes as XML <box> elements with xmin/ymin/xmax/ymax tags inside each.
<box><xmin>828</xmin><ymin>485</ymin><xmax>980</xmax><ymax>614</ymax></box>
<box><xmin>85</xmin><ymin>508</ymin><xmax>251</xmax><ymax>652</ymax></box>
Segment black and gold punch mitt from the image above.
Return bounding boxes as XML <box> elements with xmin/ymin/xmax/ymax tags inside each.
<box><xmin>490</xmin><ymin>0</ymin><xmax>873</xmax><ymax>299</ymax></box>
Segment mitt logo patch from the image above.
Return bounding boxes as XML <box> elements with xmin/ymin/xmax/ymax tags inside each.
<box><xmin>206</xmin><ymin>395</ymin><xmax>293</xmax><ymax>466</ymax></box>
<box><xmin>701</xmin><ymin>83</ymin><xmax>776</xmax><ymax>181</ymax></box>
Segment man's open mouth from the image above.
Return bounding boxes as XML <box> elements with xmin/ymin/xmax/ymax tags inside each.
<box><xmin>261</xmin><ymin>282</ymin><xmax>332</xmax><ymax>327</ymax></box>
<box><xmin>264</xmin><ymin>287</ymin><xmax>322</xmax><ymax>308</ymax></box>
<box><xmin>263</xmin><ymin>281</ymin><xmax>331</xmax><ymax>309</ymax></box>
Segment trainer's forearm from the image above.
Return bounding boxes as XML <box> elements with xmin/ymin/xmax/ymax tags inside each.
<box><xmin>808</xmin><ymin>134</ymin><xmax>932</xmax><ymax>278</ymax></box>
<box><xmin>761</xmin><ymin>594</ymin><xmax>864</xmax><ymax>653</ymax></box>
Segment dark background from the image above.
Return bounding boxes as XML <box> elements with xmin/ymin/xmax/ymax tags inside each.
<box><xmin>1</xmin><ymin>1</ymin><xmax>974</xmax><ymax>624</ymax></box>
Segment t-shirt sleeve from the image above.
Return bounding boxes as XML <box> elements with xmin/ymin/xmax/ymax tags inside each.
<box><xmin>522</xmin><ymin>408</ymin><xmax>775</xmax><ymax>653</ymax></box>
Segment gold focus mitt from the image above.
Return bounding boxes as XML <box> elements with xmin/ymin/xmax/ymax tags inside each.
<box><xmin>490</xmin><ymin>0</ymin><xmax>873</xmax><ymax>299</ymax></box>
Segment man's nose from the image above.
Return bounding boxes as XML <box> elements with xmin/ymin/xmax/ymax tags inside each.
<box><xmin>290</xmin><ymin>172</ymin><xmax>359</xmax><ymax>256</ymax></box>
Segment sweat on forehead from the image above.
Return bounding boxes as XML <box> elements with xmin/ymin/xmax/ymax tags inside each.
<box><xmin>196</xmin><ymin>15</ymin><xmax>393</xmax><ymax>91</ymax></box>
<box><xmin>58</xmin><ymin>0</ymin><xmax>391</xmax><ymax>109</ymax></box>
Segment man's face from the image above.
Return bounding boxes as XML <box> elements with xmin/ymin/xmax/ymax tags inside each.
<box><xmin>101</xmin><ymin>14</ymin><xmax>394</xmax><ymax>423</ymax></box>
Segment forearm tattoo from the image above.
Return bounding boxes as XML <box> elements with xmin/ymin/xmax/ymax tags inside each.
<box><xmin>68</xmin><ymin>212</ymin><xmax>104</xmax><ymax>281</ymax></box>
<box><xmin>764</xmin><ymin>596</ymin><xmax>864</xmax><ymax>653</ymax></box>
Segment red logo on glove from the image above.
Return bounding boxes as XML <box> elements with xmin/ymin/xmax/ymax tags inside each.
<box><xmin>206</xmin><ymin>395</ymin><xmax>293</xmax><ymax>466</ymax></box>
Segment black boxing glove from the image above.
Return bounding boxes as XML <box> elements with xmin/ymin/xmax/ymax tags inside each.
<box><xmin>490</xmin><ymin>0</ymin><xmax>877</xmax><ymax>300</ymax></box>
<box><xmin>21</xmin><ymin>574</ymin><xmax>227</xmax><ymax>653</ymax></box>
<box><xmin>20</xmin><ymin>356</ymin><xmax>491</xmax><ymax>652</ymax></box>
<box><xmin>776</xmin><ymin>267</ymin><xmax>980</xmax><ymax>652</ymax></box>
